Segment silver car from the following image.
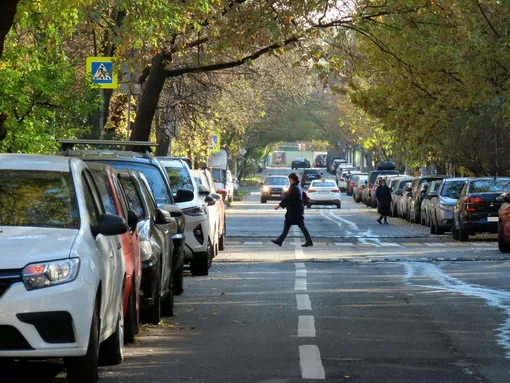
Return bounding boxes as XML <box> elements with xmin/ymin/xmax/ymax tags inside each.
<box><xmin>430</xmin><ymin>178</ymin><xmax>468</xmax><ymax>234</ymax></box>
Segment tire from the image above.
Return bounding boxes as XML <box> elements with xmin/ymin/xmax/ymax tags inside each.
<box><xmin>98</xmin><ymin>298</ymin><xmax>124</xmax><ymax>366</ymax></box>
<box><xmin>190</xmin><ymin>240</ymin><xmax>212</xmax><ymax>276</ymax></box>
<box><xmin>370</xmin><ymin>200</ymin><xmax>377</xmax><ymax>209</ymax></box>
<box><xmin>458</xmin><ymin>225</ymin><xmax>469</xmax><ymax>242</ymax></box>
<box><xmin>173</xmin><ymin>263</ymin><xmax>184</xmax><ymax>296</ymax></box>
<box><xmin>143</xmin><ymin>270</ymin><xmax>161</xmax><ymax>325</ymax></box>
<box><xmin>261</xmin><ymin>198</ymin><xmax>267</xmax><ymax>204</ymax></box>
<box><xmin>420</xmin><ymin>214</ymin><xmax>425</xmax><ymax>226</ymax></box>
<box><xmin>307</xmin><ymin>204</ymin><xmax>312</xmax><ymax>209</ymax></box>
<box><xmin>430</xmin><ymin>220</ymin><xmax>437</xmax><ymax>234</ymax></box>
<box><xmin>124</xmin><ymin>286</ymin><xmax>139</xmax><ymax>344</ymax></box>
<box><xmin>66</xmin><ymin>301</ymin><xmax>100</xmax><ymax>383</ymax></box>
<box><xmin>336</xmin><ymin>204</ymin><xmax>341</xmax><ymax>209</ymax></box>
<box><xmin>499</xmin><ymin>223</ymin><xmax>510</xmax><ymax>253</ymax></box>
<box><xmin>162</xmin><ymin>271</ymin><xmax>175</xmax><ymax>317</ymax></box>
<box><xmin>436</xmin><ymin>227</ymin><xmax>445</xmax><ymax>235</ymax></box>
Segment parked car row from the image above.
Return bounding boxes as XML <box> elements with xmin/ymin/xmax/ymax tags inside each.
<box><xmin>0</xmin><ymin>140</ymin><xmax>229</xmax><ymax>383</ymax></box>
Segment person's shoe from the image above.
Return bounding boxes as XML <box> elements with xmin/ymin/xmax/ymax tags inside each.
<box><xmin>384</xmin><ymin>219</ymin><xmax>389</xmax><ymax>224</ymax></box>
<box><xmin>271</xmin><ymin>240</ymin><xmax>282</xmax><ymax>247</ymax></box>
<box><xmin>377</xmin><ymin>218</ymin><xmax>383</xmax><ymax>224</ymax></box>
<box><xmin>302</xmin><ymin>242</ymin><xmax>313</xmax><ymax>247</ymax></box>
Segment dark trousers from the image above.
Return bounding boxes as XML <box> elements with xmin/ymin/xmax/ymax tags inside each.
<box><xmin>277</xmin><ymin>222</ymin><xmax>312</xmax><ymax>243</ymax></box>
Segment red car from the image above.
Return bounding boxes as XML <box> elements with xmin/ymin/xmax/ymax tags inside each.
<box><xmin>87</xmin><ymin>162</ymin><xmax>142</xmax><ymax>344</ymax></box>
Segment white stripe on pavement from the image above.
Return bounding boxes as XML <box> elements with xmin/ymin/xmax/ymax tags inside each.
<box><xmin>294</xmin><ymin>279</ymin><xmax>307</xmax><ymax>291</ymax></box>
<box><xmin>244</xmin><ymin>241</ymin><xmax>263</xmax><ymax>245</ymax></box>
<box><xmin>379</xmin><ymin>242</ymin><xmax>402</xmax><ymax>247</ymax></box>
<box><xmin>334</xmin><ymin>242</ymin><xmax>355</xmax><ymax>247</ymax></box>
<box><xmin>294</xmin><ymin>238</ymin><xmax>305</xmax><ymax>259</ymax></box>
<box><xmin>295</xmin><ymin>263</ymin><xmax>306</xmax><ymax>269</ymax></box>
<box><xmin>296</xmin><ymin>294</ymin><xmax>312</xmax><ymax>310</ymax></box>
<box><xmin>296</xmin><ymin>269</ymin><xmax>307</xmax><ymax>278</ymax></box>
<box><xmin>299</xmin><ymin>345</ymin><xmax>326</xmax><ymax>380</ymax></box>
<box><xmin>424</xmin><ymin>243</ymin><xmax>446</xmax><ymax>247</ymax></box>
<box><xmin>298</xmin><ymin>315</ymin><xmax>316</xmax><ymax>337</ymax></box>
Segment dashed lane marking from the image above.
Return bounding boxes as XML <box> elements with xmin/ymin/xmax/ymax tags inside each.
<box><xmin>296</xmin><ymin>294</ymin><xmax>312</xmax><ymax>311</ymax></box>
<box><xmin>295</xmin><ymin>263</ymin><xmax>306</xmax><ymax>269</ymax></box>
<box><xmin>299</xmin><ymin>345</ymin><xmax>326</xmax><ymax>380</ymax></box>
<box><xmin>379</xmin><ymin>242</ymin><xmax>402</xmax><ymax>247</ymax></box>
<box><xmin>294</xmin><ymin>279</ymin><xmax>307</xmax><ymax>291</ymax></box>
<box><xmin>296</xmin><ymin>269</ymin><xmax>307</xmax><ymax>278</ymax></box>
<box><xmin>244</xmin><ymin>241</ymin><xmax>263</xmax><ymax>245</ymax></box>
<box><xmin>298</xmin><ymin>315</ymin><xmax>316</xmax><ymax>337</ymax></box>
<box><xmin>424</xmin><ymin>243</ymin><xmax>447</xmax><ymax>247</ymax></box>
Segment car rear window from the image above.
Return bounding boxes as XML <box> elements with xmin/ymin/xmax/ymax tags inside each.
<box><xmin>0</xmin><ymin>170</ymin><xmax>80</xmax><ymax>229</ymax></box>
<box><xmin>369</xmin><ymin>170</ymin><xmax>399</xmax><ymax>186</ymax></box>
<box><xmin>304</xmin><ymin>170</ymin><xmax>318</xmax><ymax>174</ymax></box>
<box><xmin>96</xmin><ymin>161</ymin><xmax>173</xmax><ymax>205</ymax></box>
<box><xmin>312</xmin><ymin>181</ymin><xmax>336</xmax><ymax>188</ymax></box>
<box><xmin>440</xmin><ymin>180</ymin><xmax>465</xmax><ymax>197</ymax></box>
<box><xmin>469</xmin><ymin>179</ymin><xmax>510</xmax><ymax>193</ymax></box>
<box><xmin>266</xmin><ymin>177</ymin><xmax>288</xmax><ymax>185</ymax></box>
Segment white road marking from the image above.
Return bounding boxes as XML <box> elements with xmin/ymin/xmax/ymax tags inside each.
<box><xmin>334</xmin><ymin>242</ymin><xmax>355</xmax><ymax>247</ymax></box>
<box><xmin>298</xmin><ymin>315</ymin><xmax>316</xmax><ymax>337</ymax></box>
<box><xmin>295</xmin><ymin>263</ymin><xmax>306</xmax><ymax>269</ymax></box>
<box><xmin>296</xmin><ymin>294</ymin><xmax>312</xmax><ymax>310</ymax></box>
<box><xmin>424</xmin><ymin>243</ymin><xmax>446</xmax><ymax>247</ymax></box>
<box><xmin>244</xmin><ymin>241</ymin><xmax>263</xmax><ymax>245</ymax></box>
<box><xmin>294</xmin><ymin>238</ymin><xmax>305</xmax><ymax>259</ymax></box>
<box><xmin>299</xmin><ymin>345</ymin><xmax>326</xmax><ymax>379</ymax></box>
<box><xmin>294</xmin><ymin>279</ymin><xmax>307</xmax><ymax>291</ymax></box>
<box><xmin>472</xmin><ymin>243</ymin><xmax>497</xmax><ymax>247</ymax></box>
<box><xmin>296</xmin><ymin>269</ymin><xmax>307</xmax><ymax>278</ymax></box>
<box><xmin>379</xmin><ymin>242</ymin><xmax>402</xmax><ymax>247</ymax></box>
<box><xmin>404</xmin><ymin>262</ymin><xmax>510</xmax><ymax>359</ymax></box>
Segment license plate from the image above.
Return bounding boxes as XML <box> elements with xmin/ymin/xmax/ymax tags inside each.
<box><xmin>318</xmin><ymin>191</ymin><xmax>329</xmax><ymax>194</ymax></box>
<box><xmin>488</xmin><ymin>217</ymin><xmax>499</xmax><ymax>222</ymax></box>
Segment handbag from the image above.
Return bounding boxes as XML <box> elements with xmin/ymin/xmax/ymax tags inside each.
<box><xmin>302</xmin><ymin>191</ymin><xmax>310</xmax><ymax>205</ymax></box>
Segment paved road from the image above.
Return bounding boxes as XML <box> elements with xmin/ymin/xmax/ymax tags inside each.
<box><xmin>10</xmin><ymin>167</ymin><xmax>510</xmax><ymax>383</ymax></box>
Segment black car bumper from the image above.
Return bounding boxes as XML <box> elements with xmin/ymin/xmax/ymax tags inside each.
<box><xmin>463</xmin><ymin>219</ymin><xmax>499</xmax><ymax>234</ymax></box>
<box><xmin>140</xmin><ymin>259</ymin><xmax>159</xmax><ymax>310</ymax></box>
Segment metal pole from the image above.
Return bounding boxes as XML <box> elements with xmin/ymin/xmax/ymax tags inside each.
<box><xmin>127</xmin><ymin>87</ymin><xmax>132</xmax><ymax>140</ymax></box>
<box><xmin>99</xmin><ymin>89</ymin><xmax>104</xmax><ymax>139</ymax></box>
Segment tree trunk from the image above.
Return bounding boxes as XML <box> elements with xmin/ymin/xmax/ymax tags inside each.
<box><xmin>0</xmin><ymin>0</ymin><xmax>19</xmax><ymax>58</ymax></box>
<box><xmin>130</xmin><ymin>54</ymin><xmax>168</xmax><ymax>143</ymax></box>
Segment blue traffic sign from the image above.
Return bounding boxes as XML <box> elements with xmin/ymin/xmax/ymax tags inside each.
<box><xmin>86</xmin><ymin>57</ymin><xmax>118</xmax><ymax>89</ymax></box>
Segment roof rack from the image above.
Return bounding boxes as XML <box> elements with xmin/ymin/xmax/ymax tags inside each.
<box><xmin>58</xmin><ymin>139</ymin><xmax>158</xmax><ymax>158</ymax></box>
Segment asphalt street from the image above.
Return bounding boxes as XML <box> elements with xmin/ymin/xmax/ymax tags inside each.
<box><xmin>9</xmin><ymin>167</ymin><xmax>510</xmax><ymax>383</ymax></box>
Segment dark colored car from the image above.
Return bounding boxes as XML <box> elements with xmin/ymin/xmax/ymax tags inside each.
<box><xmin>291</xmin><ymin>158</ymin><xmax>310</xmax><ymax>169</ymax></box>
<box><xmin>314</xmin><ymin>154</ymin><xmax>327</xmax><ymax>168</ymax></box>
<box><xmin>330</xmin><ymin>158</ymin><xmax>347</xmax><ymax>175</ymax></box>
<box><xmin>86</xmin><ymin>163</ymin><xmax>142</xmax><ymax>343</ymax></box>
<box><xmin>301</xmin><ymin>168</ymin><xmax>322</xmax><ymax>188</ymax></box>
<box><xmin>261</xmin><ymin>176</ymin><xmax>290</xmax><ymax>203</ymax></box>
<box><xmin>408</xmin><ymin>176</ymin><xmax>446</xmax><ymax>222</ymax></box>
<box><xmin>452</xmin><ymin>178</ymin><xmax>510</xmax><ymax>242</ymax></box>
<box><xmin>429</xmin><ymin>178</ymin><xmax>467</xmax><ymax>234</ymax></box>
<box><xmin>118</xmin><ymin>170</ymin><xmax>177</xmax><ymax>323</ymax></box>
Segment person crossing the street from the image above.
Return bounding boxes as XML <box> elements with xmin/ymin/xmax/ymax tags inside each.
<box><xmin>271</xmin><ymin>172</ymin><xmax>313</xmax><ymax>247</ymax></box>
<box><xmin>375</xmin><ymin>177</ymin><xmax>392</xmax><ymax>224</ymax></box>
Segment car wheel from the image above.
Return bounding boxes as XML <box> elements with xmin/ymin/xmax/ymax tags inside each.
<box><xmin>219</xmin><ymin>223</ymin><xmax>226</xmax><ymax>251</ymax></box>
<box><xmin>124</xmin><ymin>285</ymin><xmax>139</xmax><ymax>344</ymax></box>
<box><xmin>430</xmin><ymin>220</ymin><xmax>437</xmax><ymax>234</ymax></box>
<box><xmin>99</xmin><ymin>296</ymin><xmax>124</xmax><ymax>366</ymax></box>
<box><xmin>370</xmin><ymin>200</ymin><xmax>377</xmax><ymax>209</ymax></box>
<box><xmin>261</xmin><ymin>198</ymin><xmax>267</xmax><ymax>203</ymax></box>
<box><xmin>173</xmin><ymin>262</ymin><xmax>184</xmax><ymax>296</ymax></box>
<box><xmin>190</xmin><ymin>240</ymin><xmax>212</xmax><ymax>276</ymax></box>
<box><xmin>436</xmin><ymin>227</ymin><xmax>445</xmax><ymax>235</ymax></box>
<box><xmin>307</xmin><ymin>204</ymin><xmax>312</xmax><ymax>209</ymax></box>
<box><xmin>420</xmin><ymin>214</ymin><xmax>425</xmax><ymax>226</ymax></box>
<box><xmin>162</xmin><ymin>271</ymin><xmax>175</xmax><ymax>317</ymax></box>
<box><xmin>336</xmin><ymin>203</ymin><xmax>341</xmax><ymax>209</ymax></box>
<box><xmin>142</xmin><ymin>270</ymin><xmax>161</xmax><ymax>325</ymax></box>
<box><xmin>66</xmin><ymin>301</ymin><xmax>100</xmax><ymax>383</ymax></box>
<box><xmin>498</xmin><ymin>223</ymin><xmax>510</xmax><ymax>253</ymax></box>
<box><xmin>458</xmin><ymin>225</ymin><xmax>469</xmax><ymax>242</ymax></box>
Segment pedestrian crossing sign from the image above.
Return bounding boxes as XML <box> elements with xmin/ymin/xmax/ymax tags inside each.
<box><xmin>86</xmin><ymin>57</ymin><xmax>118</xmax><ymax>89</ymax></box>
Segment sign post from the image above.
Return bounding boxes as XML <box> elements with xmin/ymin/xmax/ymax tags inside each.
<box><xmin>240</xmin><ymin>148</ymin><xmax>247</xmax><ymax>180</ymax></box>
<box><xmin>86</xmin><ymin>57</ymin><xmax>118</xmax><ymax>137</ymax></box>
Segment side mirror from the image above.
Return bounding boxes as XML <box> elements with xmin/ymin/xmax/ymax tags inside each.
<box><xmin>127</xmin><ymin>210</ymin><xmax>139</xmax><ymax>231</ymax></box>
<box><xmin>205</xmin><ymin>195</ymin><xmax>216</xmax><ymax>206</ymax></box>
<box><xmin>175</xmin><ymin>188</ymin><xmax>194</xmax><ymax>203</ymax></box>
<box><xmin>92</xmin><ymin>213</ymin><xmax>128</xmax><ymax>237</ymax></box>
<box><xmin>198</xmin><ymin>184</ymin><xmax>211</xmax><ymax>195</ymax></box>
<box><xmin>155</xmin><ymin>208</ymin><xmax>171</xmax><ymax>225</ymax></box>
<box><xmin>216</xmin><ymin>188</ymin><xmax>228</xmax><ymax>198</ymax></box>
<box><xmin>429</xmin><ymin>191</ymin><xmax>438</xmax><ymax>198</ymax></box>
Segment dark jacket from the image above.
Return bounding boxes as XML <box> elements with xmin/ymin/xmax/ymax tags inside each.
<box><xmin>375</xmin><ymin>184</ymin><xmax>392</xmax><ymax>216</ymax></box>
<box><xmin>280</xmin><ymin>181</ymin><xmax>305</xmax><ymax>225</ymax></box>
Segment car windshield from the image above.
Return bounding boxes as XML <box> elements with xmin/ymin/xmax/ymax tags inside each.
<box><xmin>396</xmin><ymin>180</ymin><xmax>412</xmax><ymax>190</ymax></box>
<box><xmin>96</xmin><ymin>161</ymin><xmax>172</xmax><ymax>205</ymax></box>
<box><xmin>469</xmin><ymin>179</ymin><xmax>510</xmax><ymax>193</ymax></box>
<box><xmin>304</xmin><ymin>170</ymin><xmax>318</xmax><ymax>174</ymax></box>
<box><xmin>165</xmin><ymin>166</ymin><xmax>194</xmax><ymax>194</ymax></box>
<box><xmin>266</xmin><ymin>177</ymin><xmax>288</xmax><ymax>185</ymax></box>
<box><xmin>440</xmin><ymin>180</ymin><xmax>465</xmax><ymax>196</ymax></box>
<box><xmin>312</xmin><ymin>181</ymin><xmax>336</xmax><ymax>188</ymax></box>
<box><xmin>0</xmin><ymin>170</ymin><xmax>79</xmax><ymax>229</ymax></box>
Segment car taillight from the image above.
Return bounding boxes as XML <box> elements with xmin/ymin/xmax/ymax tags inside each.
<box><xmin>339</xmin><ymin>178</ymin><xmax>345</xmax><ymax>181</ymax></box>
<box><xmin>308</xmin><ymin>188</ymin><xmax>316</xmax><ymax>193</ymax></box>
<box><xmin>465</xmin><ymin>197</ymin><xmax>483</xmax><ymax>212</ymax></box>
<box><xmin>331</xmin><ymin>189</ymin><xmax>339</xmax><ymax>193</ymax></box>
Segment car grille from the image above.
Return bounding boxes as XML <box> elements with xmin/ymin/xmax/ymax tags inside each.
<box><xmin>0</xmin><ymin>269</ymin><xmax>22</xmax><ymax>299</ymax></box>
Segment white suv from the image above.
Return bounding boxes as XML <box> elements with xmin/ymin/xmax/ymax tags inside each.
<box><xmin>158</xmin><ymin>158</ymin><xmax>213</xmax><ymax>276</ymax></box>
<box><xmin>0</xmin><ymin>154</ymin><xmax>128</xmax><ymax>383</ymax></box>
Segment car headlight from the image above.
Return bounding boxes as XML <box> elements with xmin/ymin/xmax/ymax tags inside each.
<box><xmin>262</xmin><ymin>186</ymin><xmax>270</xmax><ymax>192</ymax></box>
<box><xmin>439</xmin><ymin>204</ymin><xmax>454</xmax><ymax>211</ymax></box>
<box><xmin>182</xmin><ymin>205</ymin><xmax>208</xmax><ymax>216</ymax></box>
<box><xmin>140</xmin><ymin>240</ymin><xmax>154</xmax><ymax>262</ymax></box>
<box><xmin>22</xmin><ymin>258</ymin><xmax>80</xmax><ymax>291</ymax></box>
<box><xmin>175</xmin><ymin>214</ymin><xmax>185</xmax><ymax>232</ymax></box>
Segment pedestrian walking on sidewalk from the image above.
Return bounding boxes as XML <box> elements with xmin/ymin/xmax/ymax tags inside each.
<box><xmin>271</xmin><ymin>172</ymin><xmax>313</xmax><ymax>247</ymax></box>
<box><xmin>375</xmin><ymin>178</ymin><xmax>392</xmax><ymax>224</ymax></box>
